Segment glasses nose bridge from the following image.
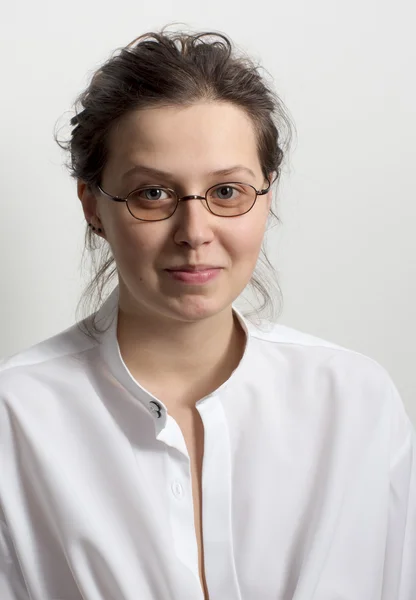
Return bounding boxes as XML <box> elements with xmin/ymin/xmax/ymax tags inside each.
<box><xmin>177</xmin><ymin>193</ymin><xmax>206</xmax><ymax>203</ymax></box>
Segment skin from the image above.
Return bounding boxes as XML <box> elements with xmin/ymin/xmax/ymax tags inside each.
<box><xmin>78</xmin><ymin>100</ymin><xmax>275</xmax><ymax>597</ymax></box>
<box><xmin>78</xmin><ymin>101</ymin><xmax>274</xmax><ymax>406</ymax></box>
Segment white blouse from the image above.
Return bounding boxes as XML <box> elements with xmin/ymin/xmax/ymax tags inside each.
<box><xmin>0</xmin><ymin>285</ymin><xmax>415</xmax><ymax>600</ymax></box>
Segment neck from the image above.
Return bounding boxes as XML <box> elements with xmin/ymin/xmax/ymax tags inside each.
<box><xmin>116</xmin><ymin>301</ymin><xmax>246</xmax><ymax>410</ymax></box>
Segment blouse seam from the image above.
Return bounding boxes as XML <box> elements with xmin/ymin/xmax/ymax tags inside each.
<box><xmin>249</xmin><ymin>334</ymin><xmax>388</xmax><ymax>370</ymax></box>
<box><xmin>0</xmin><ymin>344</ymin><xmax>99</xmax><ymax>379</ymax></box>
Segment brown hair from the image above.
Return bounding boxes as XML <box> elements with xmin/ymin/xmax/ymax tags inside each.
<box><xmin>56</xmin><ymin>25</ymin><xmax>295</xmax><ymax>338</ymax></box>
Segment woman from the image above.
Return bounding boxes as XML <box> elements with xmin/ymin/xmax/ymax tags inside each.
<box><xmin>0</xmin><ymin>27</ymin><xmax>414</xmax><ymax>600</ymax></box>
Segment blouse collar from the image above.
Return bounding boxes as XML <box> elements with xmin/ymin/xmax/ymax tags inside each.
<box><xmin>95</xmin><ymin>285</ymin><xmax>253</xmax><ymax>422</ymax></box>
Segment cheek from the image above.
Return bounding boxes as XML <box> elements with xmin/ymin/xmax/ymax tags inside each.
<box><xmin>224</xmin><ymin>216</ymin><xmax>267</xmax><ymax>264</ymax></box>
<box><xmin>108</xmin><ymin>221</ymin><xmax>165</xmax><ymax>273</ymax></box>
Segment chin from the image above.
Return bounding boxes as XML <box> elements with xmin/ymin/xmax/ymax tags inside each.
<box><xmin>162</xmin><ymin>294</ymin><xmax>231</xmax><ymax>322</ymax></box>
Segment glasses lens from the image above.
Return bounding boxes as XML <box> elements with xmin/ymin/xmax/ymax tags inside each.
<box><xmin>206</xmin><ymin>183</ymin><xmax>257</xmax><ymax>216</ymax></box>
<box><xmin>127</xmin><ymin>187</ymin><xmax>177</xmax><ymax>221</ymax></box>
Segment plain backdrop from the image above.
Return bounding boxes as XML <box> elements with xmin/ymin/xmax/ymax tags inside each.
<box><xmin>0</xmin><ymin>0</ymin><xmax>415</xmax><ymax>424</ymax></box>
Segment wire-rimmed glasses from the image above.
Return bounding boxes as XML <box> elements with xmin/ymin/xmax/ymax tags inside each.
<box><xmin>95</xmin><ymin>179</ymin><xmax>271</xmax><ymax>222</ymax></box>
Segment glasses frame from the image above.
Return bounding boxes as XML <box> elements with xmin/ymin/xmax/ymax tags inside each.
<box><xmin>95</xmin><ymin>178</ymin><xmax>271</xmax><ymax>222</ymax></box>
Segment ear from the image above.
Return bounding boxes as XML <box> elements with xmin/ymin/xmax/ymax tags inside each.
<box><xmin>267</xmin><ymin>189</ymin><xmax>273</xmax><ymax>211</ymax></box>
<box><xmin>77</xmin><ymin>180</ymin><xmax>101</xmax><ymax>229</ymax></box>
<box><xmin>267</xmin><ymin>170</ymin><xmax>277</xmax><ymax>186</ymax></box>
<box><xmin>266</xmin><ymin>171</ymin><xmax>276</xmax><ymax>210</ymax></box>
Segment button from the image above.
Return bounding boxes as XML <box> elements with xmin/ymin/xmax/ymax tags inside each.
<box><xmin>149</xmin><ymin>401</ymin><xmax>163</xmax><ymax>418</ymax></box>
<box><xmin>171</xmin><ymin>480</ymin><xmax>184</xmax><ymax>499</ymax></box>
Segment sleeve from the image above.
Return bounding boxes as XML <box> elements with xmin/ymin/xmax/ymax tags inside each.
<box><xmin>0</xmin><ymin>519</ymin><xmax>30</xmax><ymax>600</ymax></box>
<box><xmin>381</xmin><ymin>381</ymin><xmax>416</xmax><ymax>600</ymax></box>
<box><xmin>0</xmin><ymin>399</ymin><xmax>30</xmax><ymax>600</ymax></box>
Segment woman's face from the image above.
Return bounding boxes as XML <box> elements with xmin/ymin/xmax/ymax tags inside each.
<box><xmin>79</xmin><ymin>101</ymin><xmax>273</xmax><ymax>323</ymax></box>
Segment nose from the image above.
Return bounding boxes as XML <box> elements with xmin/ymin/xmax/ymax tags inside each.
<box><xmin>172</xmin><ymin>195</ymin><xmax>215</xmax><ymax>249</ymax></box>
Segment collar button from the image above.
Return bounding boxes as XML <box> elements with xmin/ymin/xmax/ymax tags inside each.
<box><xmin>149</xmin><ymin>400</ymin><xmax>163</xmax><ymax>418</ymax></box>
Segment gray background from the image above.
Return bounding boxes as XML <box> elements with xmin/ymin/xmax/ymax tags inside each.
<box><xmin>1</xmin><ymin>0</ymin><xmax>415</xmax><ymax>424</ymax></box>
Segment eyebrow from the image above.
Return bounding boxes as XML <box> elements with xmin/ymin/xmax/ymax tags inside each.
<box><xmin>121</xmin><ymin>164</ymin><xmax>257</xmax><ymax>182</ymax></box>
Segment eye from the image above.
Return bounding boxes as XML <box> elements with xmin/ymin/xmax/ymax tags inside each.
<box><xmin>136</xmin><ymin>187</ymin><xmax>172</xmax><ymax>201</ymax></box>
<box><xmin>212</xmin><ymin>185</ymin><xmax>238</xmax><ymax>200</ymax></box>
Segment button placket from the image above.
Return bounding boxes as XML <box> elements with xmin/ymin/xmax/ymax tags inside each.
<box><xmin>197</xmin><ymin>396</ymin><xmax>242</xmax><ymax>599</ymax></box>
<box><xmin>165</xmin><ymin>447</ymin><xmax>200</xmax><ymax>583</ymax></box>
<box><xmin>171</xmin><ymin>480</ymin><xmax>184</xmax><ymax>499</ymax></box>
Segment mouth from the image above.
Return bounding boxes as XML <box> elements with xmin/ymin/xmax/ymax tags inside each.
<box><xmin>164</xmin><ymin>267</ymin><xmax>222</xmax><ymax>284</ymax></box>
<box><xmin>166</xmin><ymin>265</ymin><xmax>222</xmax><ymax>272</ymax></box>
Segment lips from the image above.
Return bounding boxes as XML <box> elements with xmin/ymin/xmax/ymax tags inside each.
<box><xmin>164</xmin><ymin>267</ymin><xmax>222</xmax><ymax>284</ymax></box>
<box><xmin>166</xmin><ymin>265</ymin><xmax>221</xmax><ymax>272</ymax></box>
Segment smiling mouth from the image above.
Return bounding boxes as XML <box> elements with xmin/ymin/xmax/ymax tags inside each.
<box><xmin>166</xmin><ymin>265</ymin><xmax>222</xmax><ymax>272</ymax></box>
<box><xmin>164</xmin><ymin>268</ymin><xmax>222</xmax><ymax>284</ymax></box>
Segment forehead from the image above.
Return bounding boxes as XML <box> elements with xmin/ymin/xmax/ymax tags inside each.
<box><xmin>105</xmin><ymin>102</ymin><xmax>261</xmax><ymax>179</ymax></box>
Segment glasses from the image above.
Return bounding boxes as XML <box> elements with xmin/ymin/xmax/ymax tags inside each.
<box><xmin>96</xmin><ymin>179</ymin><xmax>271</xmax><ymax>222</ymax></box>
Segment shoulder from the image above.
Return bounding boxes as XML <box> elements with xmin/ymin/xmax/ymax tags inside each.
<box><xmin>245</xmin><ymin>318</ymin><xmax>414</xmax><ymax>455</ymax></box>
<box><xmin>246</xmin><ymin>317</ymin><xmax>387</xmax><ymax>379</ymax></box>
<box><xmin>0</xmin><ymin>319</ymin><xmax>98</xmax><ymax>391</ymax></box>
